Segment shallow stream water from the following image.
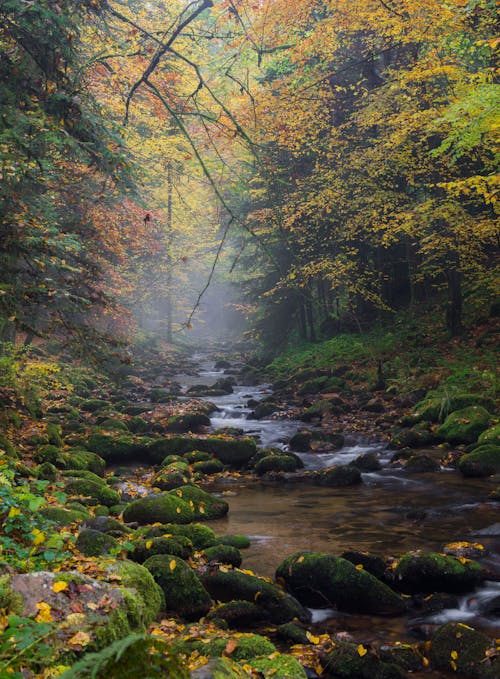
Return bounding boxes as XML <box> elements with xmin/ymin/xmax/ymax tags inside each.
<box><xmin>176</xmin><ymin>355</ymin><xmax>500</xmax><ymax>649</ymax></box>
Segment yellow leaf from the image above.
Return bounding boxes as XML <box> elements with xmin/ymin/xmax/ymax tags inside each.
<box><xmin>68</xmin><ymin>631</ymin><xmax>91</xmax><ymax>647</ymax></box>
<box><xmin>297</xmin><ymin>556</ymin><xmax>304</xmax><ymax>564</ymax></box>
<box><xmin>146</xmin><ymin>540</ymin><xmax>153</xmax><ymax>549</ymax></box>
<box><xmin>169</xmin><ymin>559</ymin><xmax>177</xmax><ymax>571</ymax></box>
<box><xmin>451</xmin><ymin>650</ymin><xmax>458</xmax><ymax>659</ymax></box>
<box><xmin>53</xmin><ymin>581</ymin><xmax>68</xmax><ymax>593</ymax></box>
<box><xmin>176</xmin><ymin>507</ymin><xmax>181</xmax><ymax>514</ymax></box>
<box><xmin>8</xmin><ymin>507</ymin><xmax>20</xmax><ymax>518</ymax></box>
<box><xmin>219</xmin><ymin>565</ymin><xmax>229</xmax><ymax>573</ymax></box>
<box><xmin>306</xmin><ymin>631</ymin><xmax>320</xmax><ymax>644</ymax></box>
<box><xmin>199</xmin><ymin>505</ymin><xmax>205</xmax><ymax>514</ymax></box>
<box><xmin>355</xmin><ymin>564</ymin><xmax>364</xmax><ymax>570</ymax></box>
<box><xmin>36</xmin><ymin>602</ymin><xmax>53</xmax><ymax>623</ymax></box>
<box><xmin>357</xmin><ymin>644</ymin><xmax>367</xmax><ymax>657</ymax></box>
<box><xmin>32</xmin><ymin>530</ymin><xmax>46</xmax><ymax>546</ymax></box>
<box><xmin>450</xmin><ymin>660</ymin><xmax>457</xmax><ymax>671</ymax></box>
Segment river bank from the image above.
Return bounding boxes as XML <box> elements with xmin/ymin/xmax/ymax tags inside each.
<box><xmin>0</xmin><ymin>337</ymin><xmax>499</xmax><ymax>678</ymax></box>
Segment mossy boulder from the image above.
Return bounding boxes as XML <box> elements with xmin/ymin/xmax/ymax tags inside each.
<box><xmin>64</xmin><ymin>477</ymin><xmax>121</xmax><ymax>507</ymax></box>
<box><xmin>131</xmin><ymin>535</ymin><xmax>193</xmax><ymax>562</ymax></box>
<box><xmin>105</xmin><ymin>560</ymin><xmax>164</xmax><ymax>625</ymax></box>
<box><xmin>40</xmin><ymin>506</ymin><xmax>90</xmax><ymax>525</ymax></box>
<box><xmin>191</xmin><ymin>658</ymin><xmax>251</xmax><ymax>678</ymax></box>
<box><xmin>340</xmin><ymin>550</ymin><xmax>387</xmax><ymax>580</ymax></box>
<box><xmin>76</xmin><ymin>528</ymin><xmax>120</xmax><ymax>556</ymax></box>
<box><xmin>62</xmin><ymin>468</ymin><xmax>106</xmax><ymax>485</ymax></box>
<box><xmin>478</xmin><ymin>423</ymin><xmax>500</xmax><ymax>446</ymax></box>
<box><xmin>254</xmin><ymin>454</ymin><xmax>301</xmax><ymax>475</ymax></box>
<box><xmin>184</xmin><ymin>450</ymin><xmax>212</xmax><ymax>463</ymax></box>
<box><xmin>246</xmin><ymin>654</ymin><xmax>307</xmax><ymax>678</ymax></box>
<box><xmin>36</xmin><ymin>461</ymin><xmax>57</xmax><ymax>480</ymax></box>
<box><xmin>429</xmin><ymin>622</ymin><xmax>499</xmax><ymax>677</ymax></box>
<box><xmin>458</xmin><ymin>445</ymin><xmax>500</xmax><ymax>477</ymax></box>
<box><xmin>34</xmin><ymin>444</ymin><xmax>64</xmax><ymax>465</ymax></box>
<box><xmin>301</xmin><ymin>400</ymin><xmax>337</xmax><ymax>421</ymax></box>
<box><xmin>277</xmin><ymin>622</ymin><xmax>310</xmax><ymax>645</ymax></box>
<box><xmin>315</xmin><ymin>465</ymin><xmax>362</xmax><ymax>487</ymax></box>
<box><xmin>99</xmin><ymin>418</ymin><xmax>129</xmax><ymax>432</ymax></box>
<box><xmin>169</xmin><ymin>485</ymin><xmax>229</xmax><ymax>520</ymax></box>
<box><xmin>192</xmin><ymin>458</ymin><xmax>224</xmax><ymax>475</ymax></box>
<box><xmin>148</xmin><ymin>436</ymin><xmax>257</xmax><ymax>468</ymax></box>
<box><xmin>276</xmin><ymin>551</ymin><xmax>406</xmax><ymax>615</ymax></box>
<box><xmin>351</xmin><ymin>452</ymin><xmax>382</xmax><ymax>471</ymax></box>
<box><xmin>166</xmin><ymin>413</ymin><xmax>211</xmax><ymax>432</ymax></box>
<box><xmin>62</xmin><ymin>449</ymin><xmax>105</xmax><ymax>475</ymax></box>
<box><xmin>378</xmin><ymin>644</ymin><xmax>425</xmax><ymax>672</ymax></box>
<box><xmin>218</xmin><ymin>535</ymin><xmax>251</xmax><ymax>549</ymax></box>
<box><xmin>143</xmin><ymin>554</ymin><xmax>211</xmax><ymax>620</ymax></box>
<box><xmin>86</xmin><ymin>432</ymin><xmax>149</xmax><ymax>464</ymax></box>
<box><xmin>204</xmin><ymin>544</ymin><xmax>242</xmax><ymax>567</ymax></box>
<box><xmin>435</xmin><ymin>406</ymin><xmax>491</xmax><ymax>444</ymax></box>
<box><xmin>46</xmin><ymin>422</ymin><xmax>62</xmax><ymax>446</ymax></box>
<box><xmin>206</xmin><ymin>600</ymin><xmax>265</xmax><ymax>628</ymax></box>
<box><xmin>80</xmin><ymin>398</ymin><xmax>110</xmax><ymax>413</ymax></box>
<box><xmin>325</xmin><ymin>641</ymin><xmax>408</xmax><ymax>679</ymax></box>
<box><xmin>122</xmin><ymin>492</ymin><xmax>194</xmax><ymax>525</ymax></box>
<box><xmin>248</xmin><ymin>402</ymin><xmax>278</xmax><ymax>419</ymax></box>
<box><xmin>403</xmin><ymin>454</ymin><xmax>440</xmax><ymax>473</ymax></box>
<box><xmin>153</xmin><ymin>462</ymin><xmax>192</xmax><ymax>490</ymax></box>
<box><xmin>180</xmin><ymin>633</ymin><xmax>276</xmax><ymax>661</ymax></box>
<box><xmin>200</xmin><ymin>567</ymin><xmax>310</xmax><ymax>624</ymax></box>
<box><xmin>414</xmin><ymin>394</ymin><xmax>495</xmax><ymax>423</ymax></box>
<box><xmin>392</xmin><ymin>552</ymin><xmax>483</xmax><ymax>594</ymax></box>
<box><xmin>83</xmin><ymin>516</ymin><xmax>131</xmax><ymax>535</ymax></box>
<box><xmin>288</xmin><ymin>431</ymin><xmax>313</xmax><ymax>451</ymax></box>
<box><xmin>144</xmin><ymin>522</ymin><xmax>217</xmax><ymax>550</ymax></box>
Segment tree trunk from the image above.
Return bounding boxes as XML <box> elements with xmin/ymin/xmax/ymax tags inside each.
<box><xmin>446</xmin><ymin>268</ymin><xmax>463</xmax><ymax>336</ymax></box>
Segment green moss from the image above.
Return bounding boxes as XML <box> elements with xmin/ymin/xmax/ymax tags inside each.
<box><xmin>80</xmin><ymin>398</ymin><xmax>110</xmax><ymax>413</ymax></box>
<box><xmin>62</xmin><ymin>469</ymin><xmax>105</xmax><ymax>484</ymax></box>
<box><xmin>36</xmin><ymin>461</ymin><xmax>57</xmax><ymax>480</ymax></box>
<box><xmin>128</xmin><ymin>416</ymin><xmax>150</xmax><ymax>434</ymax></box>
<box><xmin>247</xmin><ymin>654</ymin><xmax>307</xmax><ymax>678</ymax></box>
<box><xmin>105</xmin><ymin>560</ymin><xmax>164</xmax><ymax>626</ymax></box>
<box><xmin>429</xmin><ymin>622</ymin><xmax>494</xmax><ymax>676</ymax></box>
<box><xmin>143</xmin><ymin>554</ymin><xmax>211</xmax><ymax>620</ymax></box>
<box><xmin>200</xmin><ymin>567</ymin><xmax>308</xmax><ymax>624</ymax></box>
<box><xmin>217</xmin><ymin>535</ymin><xmax>251</xmax><ymax>549</ymax></box>
<box><xmin>394</xmin><ymin>552</ymin><xmax>483</xmax><ymax>593</ymax></box>
<box><xmin>100</xmin><ymin>418</ymin><xmax>129</xmax><ymax>432</ymax></box>
<box><xmin>169</xmin><ymin>485</ymin><xmax>229</xmax><ymax>520</ymax></box>
<box><xmin>144</xmin><ymin>522</ymin><xmax>218</xmax><ymax>550</ymax></box>
<box><xmin>192</xmin><ymin>459</ymin><xmax>224</xmax><ymax>474</ymax></box>
<box><xmin>76</xmin><ymin>529</ymin><xmax>120</xmax><ymax>556</ymax></box>
<box><xmin>64</xmin><ymin>477</ymin><xmax>121</xmax><ymax>507</ymax></box>
<box><xmin>0</xmin><ymin>575</ymin><xmax>23</xmax><ymax>614</ymax></box>
<box><xmin>130</xmin><ymin>535</ymin><xmax>193</xmax><ymax>562</ymax></box>
<box><xmin>166</xmin><ymin>413</ymin><xmax>211</xmax><ymax>432</ymax></box>
<box><xmin>41</xmin><ymin>506</ymin><xmax>89</xmax><ymax>525</ymax></box>
<box><xmin>94</xmin><ymin>505</ymin><xmax>110</xmax><ymax>517</ymax></box>
<box><xmin>414</xmin><ymin>394</ymin><xmax>496</xmax><ymax>423</ymax></box>
<box><xmin>254</xmin><ymin>454</ymin><xmax>300</xmax><ymax>475</ymax></box>
<box><xmin>315</xmin><ymin>465</ymin><xmax>362</xmax><ymax>487</ymax></box>
<box><xmin>478</xmin><ymin>423</ymin><xmax>500</xmax><ymax>446</ymax></box>
<box><xmin>206</xmin><ymin>601</ymin><xmax>265</xmax><ymax>627</ymax></box>
<box><xmin>34</xmin><ymin>444</ymin><xmax>63</xmax><ymax>465</ymax></box>
<box><xmin>204</xmin><ymin>544</ymin><xmax>242</xmax><ymax>567</ymax></box>
<box><xmin>378</xmin><ymin>644</ymin><xmax>425</xmax><ymax>672</ymax></box>
<box><xmin>46</xmin><ymin>422</ymin><xmax>63</xmax><ymax>447</ymax></box>
<box><xmin>403</xmin><ymin>454</ymin><xmax>440</xmax><ymax>473</ymax></box>
<box><xmin>459</xmin><ymin>444</ymin><xmax>500</xmax><ymax>477</ymax></box>
<box><xmin>184</xmin><ymin>450</ymin><xmax>212</xmax><ymax>463</ymax></box>
<box><xmin>147</xmin><ymin>436</ymin><xmax>257</xmax><ymax>468</ymax></box>
<box><xmin>276</xmin><ymin>552</ymin><xmax>405</xmax><ymax>614</ymax></box>
<box><xmin>63</xmin><ymin>449</ymin><xmax>106</xmax><ymax>475</ymax></box>
<box><xmin>152</xmin><ymin>462</ymin><xmax>191</xmax><ymax>491</ymax></box>
<box><xmin>326</xmin><ymin>641</ymin><xmax>407</xmax><ymax>679</ymax></box>
<box><xmin>435</xmin><ymin>406</ymin><xmax>492</xmax><ymax>444</ymax></box>
<box><xmin>86</xmin><ymin>432</ymin><xmax>143</xmax><ymax>463</ymax></box>
<box><xmin>122</xmin><ymin>492</ymin><xmax>193</xmax><ymax>525</ymax></box>
<box><xmin>186</xmin><ymin>634</ymin><xmax>276</xmax><ymax>661</ymax></box>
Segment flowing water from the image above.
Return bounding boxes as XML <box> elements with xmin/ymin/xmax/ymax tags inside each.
<box><xmin>176</xmin><ymin>355</ymin><xmax>500</xmax><ymax>646</ymax></box>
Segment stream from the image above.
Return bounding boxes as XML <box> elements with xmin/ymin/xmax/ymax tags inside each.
<box><xmin>175</xmin><ymin>355</ymin><xmax>500</xmax><ymax>647</ymax></box>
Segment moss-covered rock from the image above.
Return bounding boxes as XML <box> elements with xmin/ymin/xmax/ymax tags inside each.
<box><xmin>166</xmin><ymin>413</ymin><xmax>211</xmax><ymax>432</ymax></box>
<box><xmin>36</xmin><ymin>461</ymin><xmax>58</xmax><ymax>480</ymax></box>
<box><xmin>80</xmin><ymin>398</ymin><xmax>110</xmax><ymax>413</ymax></box>
<box><xmin>315</xmin><ymin>464</ymin><xmax>362</xmax><ymax>487</ymax></box>
<box><xmin>76</xmin><ymin>528</ymin><xmax>120</xmax><ymax>556</ymax></box>
<box><xmin>153</xmin><ymin>462</ymin><xmax>192</xmax><ymax>490</ymax></box>
<box><xmin>246</xmin><ymin>654</ymin><xmax>307</xmax><ymax>678</ymax></box>
<box><xmin>144</xmin><ymin>522</ymin><xmax>217</xmax><ymax>550</ymax></box>
<box><xmin>62</xmin><ymin>468</ymin><xmax>106</xmax><ymax>485</ymax></box>
<box><xmin>130</xmin><ymin>535</ymin><xmax>193</xmax><ymax>562</ymax></box>
<box><xmin>435</xmin><ymin>406</ymin><xmax>492</xmax><ymax>444</ymax></box>
<box><xmin>64</xmin><ymin>477</ymin><xmax>121</xmax><ymax>507</ymax></box>
<box><xmin>148</xmin><ymin>436</ymin><xmax>257</xmax><ymax>468</ymax></box>
<box><xmin>217</xmin><ymin>535</ymin><xmax>251</xmax><ymax>549</ymax></box>
<box><xmin>351</xmin><ymin>452</ymin><xmax>382</xmax><ymax>471</ymax></box>
<box><xmin>34</xmin><ymin>444</ymin><xmax>64</xmax><ymax>465</ymax></box>
<box><xmin>414</xmin><ymin>394</ymin><xmax>495</xmax><ymax>423</ymax></box>
<box><xmin>277</xmin><ymin>622</ymin><xmax>310</xmax><ymax>645</ymax></box>
<box><xmin>248</xmin><ymin>402</ymin><xmax>279</xmax><ymax>419</ymax></box>
<box><xmin>429</xmin><ymin>622</ymin><xmax>498</xmax><ymax>677</ymax></box>
<box><xmin>276</xmin><ymin>551</ymin><xmax>406</xmax><ymax>615</ymax></box>
<box><xmin>193</xmin><ymin>459</ymin><xmax>225</xmax><ymax>475</ymax></box>
<box><xmin>46</xmin><ymin>422</ymin><xmax>62</xmax><ymax>446</ymax></box>
<box><xmin>340</xmin><ymin>550</ymin><xmax>387</xmax><ymax>580</ymax></box>
<box><xmin>83</xmin><ymin>516</ymin><xmax>131</xmax><ymax>535</ymax></box>
<box><xmin>325</xmin><ymin>641</ymin><xmax>408</xmax><ymax>679</ymax></box>
<box><xmin>86</xmin><ymin>432</ymin><xmax>148</xmax><ymax>464</ymax></box>
<box><xmin>393</xmin><ymin>551</ymin><xmax>483</xmax><ymax>594</ymax></box>
<box><xmin>143</xmin><ymin>554</ymin><xmax>211</xmax><ymax>620</ymax></box>
<box><xmin>105</xmin><ymin>560</ymin><xmax>164</xmax><ymax>625</ymax></box>
<box><xmin>204</xmin><ymin>544</ymin><xmax>242</xmax><ymax>567</ymax></box>
<box><xmin>128</xmin><ymin>416</ymin><xmax>150</xmax><ymax>434</ymax></box>
<box><xmin>41</xmin><ymin>506</ymin><xmax>90</xmax><ymax>525</ymax></box>
<box><xmin>180</xmin><ymin>633</ymin><xmax>276</xmax><ymax>661</ymax></box>
<box><xmin>403</xmin><ymin>454</ymin><xmax>440</xmax><ymax>473</ymax></box>
<box><xmin>254</xmin><ymin>454</ymin><xmax>301</xmax><ymax>475</ymax></box>
<box><xmin>206</xmin><ymin>600</ymin><xmax>265</xmax><ymax>627</ymax></box>
<box><xmin>191</xmin><ymin>658</ymin><xmax>251</xmax><ymax>678</ymax></box>
<box><xmin>62</xmin><ymin>449</ymin><xmax>106</xmax><ymax>475</ymax></box>
<box><xmin>184</xmin><ymin>450</ymin><xmax>212</xmax><ymax>463</ymax></box>
<box><xmin>200</xmin><ymin>567</ymin><xmax>310</xmax><ymax>624</ymax></box>
<box><xmin>169</xmin><ymin>485</ymin><xmax>229</xmax><ymax>520</ymax></box>
<box><xmin>458</xmin><ymin>445</ymin><xmax>500</xmax><ymax>477</ymax></box>
<box><xmin>99</xmin><ymin>417</ymin><xmax>129</xmax><ymax>432</ymax></box>
<box><xmin>478</xmin><ymin>423</ymin><xmax>500</xmax><ymax>446</ymax></box>
<box><xmin>123</xmin><ymin>492</ymin><xmax>193</xmax><ymax>525</ymax></box>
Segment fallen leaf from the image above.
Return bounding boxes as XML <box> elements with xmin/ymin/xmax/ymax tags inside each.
<box><xmin>36</xmin><ymin>602</ymin><xmax>53</xmax><ymax>623</ymax></box>
<box><xmin>170</xmin><ymin>559</ymin><xmax>177</xmax><ymax>571</ymax></box>
<box><xmin>358</xmin><ymin>644</ymin><xmax>367</xmax><ymax>657</ymax></box>
<box><xmin>53</xmin><ymin>581</ymin><xmax>68</xmax><ymax>593</ymax></box>
<box><xmin>224</xmin><ymin>639</ymin><xmax>238</xmax><ymax>655</ymax></box>
<box><xmin>68</xmin><ymin>631</ymin><xmax>91</xmax><ymax>647</ymax></box>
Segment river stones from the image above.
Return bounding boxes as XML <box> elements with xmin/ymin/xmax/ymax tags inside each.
<box><xmin>413</xmin><ymin>394</ymin><xmax>495</xmax><ymax>424</ymax></box>
<box><xmin>130</xmin><ymin>535</ymin><xmax>193</xmax><ymax>562</ymax></box>
<box><xmin>76</xmin><ymin>528</ymin><xmax>121</xmax><ymax>556</ymax></box>
<box><xmin>435</xmin><ymin>406</ymin><xmax>492</xmax><ymax>444</ymax></box>
<box><xmin>122</xmin><ymin>492</ymin><xmax>194</xmax><ymax>524</ymax></box>
<box><xmin>276</xmin><ymin>551</ymin><xmax>406</xmax><ymax>615</ymax></box>
<box><xmin>325</xmin><ymin>640</ymin><xmax>408</xmax><ymax>679</ymax></box>
<box><xmin>478</xmin><ymin>423</ymin><xmax>500</xmax><ymax>446</ymax></box>
<box><xmin>206</xmin><ymin>600</ymin><xmax>266</xmax><ymax>627</ymax></box>
<box><xmin>144</xmin><ymin>523</ymin><xmax>218</xmax><ymax>550</ymax></box>
<box><xmin>144</xmin><ymin>554</ymin><xmax>211</xmax><ymax>620</ymax></box>
<box><xmin>314</xmin><ymin>464</ymin><xmax>362</xmax><ymax>487</ymax></box>
<box><xmin>254</xmin><ymin>453</ymin><xmax>302</xmax><ymax>475</ymax></box>
<box><xmin>458</xmin><ymin>444</ymin><xmax>500</xmax><ymax>477</ymax></box>
<box><xmin>392</xmin><ymin>551</ymin><xmax>484</xmax><ymax>594</ymax></box>
<box><xmin>429</xmin><ymin>622</ymin><xmax>499</xmax><ymax>678</ymax></box>
<box><xmin>200</xmin><ymin>567</ymin><xmax>310</xmax><ymax>624</ymax></box>
<box><xmin>153</xmin><ymin>461</ymin><xmax>192</xmax><ymax>490</ymax></box>
<box><xmin>86</xmin><ymin>432</ymin><xmax>149</xmax><ymax>463</ymax></box>
<box><xmin>166</xmin><ymin>413</ymin><xmax>211</xmax><ymax>432</ymax></box>
<box><xmin>204</xmin><ymin>544</ymin><xmax>242</xmax><ymax>567</ymax></box>
<box><xmin>169</xmin><ymin>485</ymin><xmax>229</xmax><ymax>520</ymax></box>
<box><xmin>147</xmin><ymin>436</ymin><xmax>257</xmax><ymax>468</ymax></box>
<box><xmin>403</xmin><ymin>454</ymin><xmax>440</xmax><ymax>473</ymax></box>
<box><xmin>64</xmin><ymin>476</ymin><xmax>121</xmax><ymax>507</ymax></box>
<box><xmin>105</xmin><ymin>560</ymin><xmax>164</xmax><ymax>626</ymax></box>
<box><xmin>351</xmin><ymin>452</ymin><xmax>382</xmax><ymax>471</ymax></box>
